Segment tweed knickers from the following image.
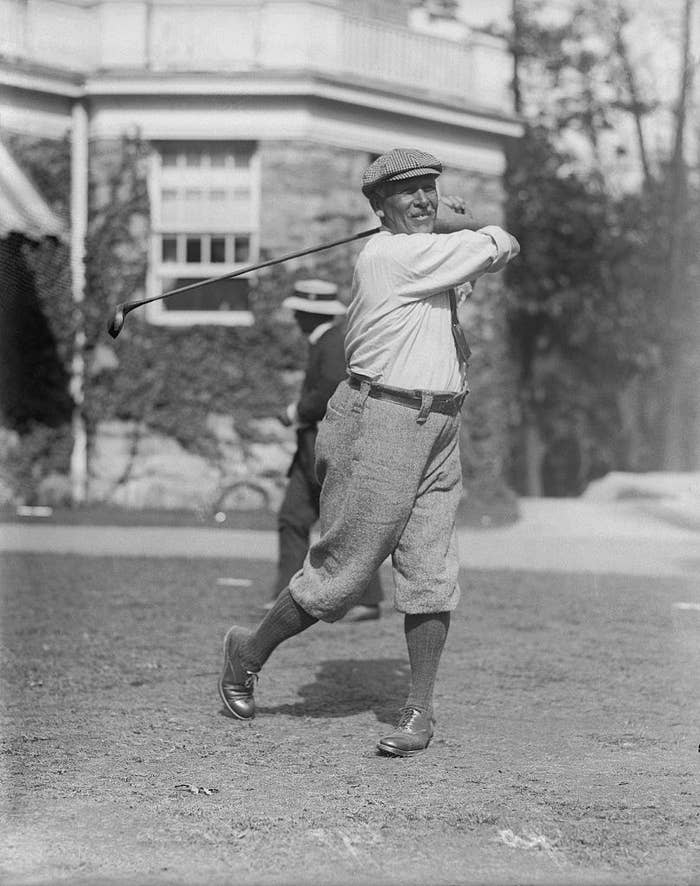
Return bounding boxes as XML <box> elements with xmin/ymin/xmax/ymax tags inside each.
<box><xmin>289</xmin><ymin>378</ymin><xmax>463</xmax><ymax>622</ymax></box>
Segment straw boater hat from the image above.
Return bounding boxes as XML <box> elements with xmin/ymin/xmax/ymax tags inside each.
<box><xmin>282</xmin><ymin>279</ymin><xmax>347</xmax><ymax>316</ymax></box>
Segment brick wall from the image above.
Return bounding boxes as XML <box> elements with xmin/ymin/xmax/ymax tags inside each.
<box><xmin>258</xmin><ymin>141</ymin><xmax>373</xmax><ymax>302</ymax></box>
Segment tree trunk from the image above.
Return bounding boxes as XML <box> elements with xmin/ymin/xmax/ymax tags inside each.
<box><xmin>522</xmin><ymin>406</ymin><xmax>544</xmax><ymax>496</ymax></box>
<box><xmin>613</xmin><ymin>4</ymin><xmax>653</xmax><ymax>188</ymax></box>
<box><xmin>662</xmin><ymin>0</ymin><xmax>694</xmax><ymax>470</ymax></box>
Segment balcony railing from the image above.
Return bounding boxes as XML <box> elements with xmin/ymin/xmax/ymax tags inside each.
<box><xmin>1</xmin><ymin>0</ymin><xmax>512</xmax><ymax>112</ymax></box>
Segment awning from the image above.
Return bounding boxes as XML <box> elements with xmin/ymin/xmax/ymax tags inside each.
<box><xmin>0</xmin><ymin>139</ymin><xmax>66</xmax><ymax>241</ymax></box>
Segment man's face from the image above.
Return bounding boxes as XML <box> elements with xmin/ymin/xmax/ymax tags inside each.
<box><xmin>375</xmin><ymin>174</ymin><xmax>439</xmax><ymax>235</ymax></box>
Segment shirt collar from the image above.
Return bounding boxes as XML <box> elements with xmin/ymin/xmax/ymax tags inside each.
<box><xmin>307</xmin><ymin>321</ymin><xmax>334</xmax><ymax>344</ymax></box>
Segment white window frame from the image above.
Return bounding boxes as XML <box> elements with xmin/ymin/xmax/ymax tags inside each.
<box><xmin>146</xmin><ymin>142</ymin><xmax>260</xmax><ymax>327</ymax></box>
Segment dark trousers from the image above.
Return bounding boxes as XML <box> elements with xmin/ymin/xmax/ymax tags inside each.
<box><xmin>274</xmin><ymin>451</ymin><xmax>384</xmax><ymax>606</ymax></box>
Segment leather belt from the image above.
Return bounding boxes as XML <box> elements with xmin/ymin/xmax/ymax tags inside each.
<box><xmin>348</xmin><ymin>375</ymin><xmax>465</xmax><ymax>416</ymax></box>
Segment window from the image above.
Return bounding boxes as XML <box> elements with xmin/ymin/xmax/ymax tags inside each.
<box><xmin>148</xmin><ymin>142</ymin><xmax>259</xmax><ymax>327</ymax></box>
<box><xmin>211</xmin><ymin>237</ymin><xmax>226</xmax><ymax>263</ymax></box>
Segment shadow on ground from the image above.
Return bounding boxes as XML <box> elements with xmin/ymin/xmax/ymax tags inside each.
<box><xmin>253</xmin><ymin>657</ymin><xmax>410</xmax><ymax>722</ymax></box>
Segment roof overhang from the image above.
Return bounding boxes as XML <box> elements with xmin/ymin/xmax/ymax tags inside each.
<box><xmin>1</xmin><ymin>60</ymin><xmax>523</xmax><ymax>142</ymax></box>
<box><xmin>82</xmin><ymin>70</ymin><xmax>524</xmax><ymax>140</ymax></box>
<box><xmin>0</xmin><ymin>139</ymin><xmax>67</xmax><ymax>241</ymax></box>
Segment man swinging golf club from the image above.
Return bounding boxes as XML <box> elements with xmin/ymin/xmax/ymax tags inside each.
<box><xmin>219</xmin><ymin>147</ymin><xmax>520</xmax><ymax>757</ymax></box>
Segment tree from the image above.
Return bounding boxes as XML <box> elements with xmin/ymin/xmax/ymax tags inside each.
<box><xmin>661</xmin><ymin>0</ymin><xmax>698</xmax><ymax>468</ymax></box>
<box><xmin>504</xmin><ymin>124</ymin><xmax>664</xmax><ymax>491</ymax></box>
<box><xmin>417</xmin><ymin>0</ymin><xmax>699</xmax><ymax>483</ymax></box>
<box><xmin>499</xmin><ymin>0</ymin><xmax>699</xmax><ymax>492</ymax></box>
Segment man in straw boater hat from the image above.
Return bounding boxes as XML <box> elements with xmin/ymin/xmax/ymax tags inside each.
<box><xmin>219</xmin><ymin>147</ymin><xmax>520</xmax><ymax>756</ymax></box>
<box><xmin>268</xmin><ymin>278</ymin><xmax>384</xmax><ymax>621</ymax></box>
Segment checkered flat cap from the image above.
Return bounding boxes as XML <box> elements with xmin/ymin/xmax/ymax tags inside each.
<box><xmin>361</xmin><ymin>148</ymin><xmax>442</xmax><ymax>197</ymax></box>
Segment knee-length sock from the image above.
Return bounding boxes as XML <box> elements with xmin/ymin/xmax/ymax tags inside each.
<box><xmin>242</xmin><ymin>587</ymin><xmax>318</xmax><ymax>671</ymax></box>
<box><xmin>404</xmin><ymin>611</ymin><xmax>450</xmax><ymax>713</ymax></box>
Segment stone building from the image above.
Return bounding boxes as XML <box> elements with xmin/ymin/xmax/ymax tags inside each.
<box><xmin>0</xmin><ymin>0</ymin><xmax>522</xmax><ymax>514</ymax></box>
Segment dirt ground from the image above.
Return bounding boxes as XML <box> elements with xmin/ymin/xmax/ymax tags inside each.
<box><xmin>1</xmin><ymin>550</ymin><xmax>699</xmax><ymax>886</ymax></box>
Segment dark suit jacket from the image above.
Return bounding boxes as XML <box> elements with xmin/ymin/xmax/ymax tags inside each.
<box><xmin>292</xmin><ymin>321</ymin><xmax>347</xmax><ymax>485</ymax></box>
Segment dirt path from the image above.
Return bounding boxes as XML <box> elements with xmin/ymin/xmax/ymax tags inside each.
<box><xmin>1</xmin><ymin>549</ymin><xmax>699</xmax><ymax>885</ymax></box>
<box><xmin>2</xmin><ymin>497</ymin><xmax>699</xmax><ymax>577</ymax></box>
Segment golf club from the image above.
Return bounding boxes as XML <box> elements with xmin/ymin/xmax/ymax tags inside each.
<box><xmin>107</xmin><ymin>227</ymin><xmax>381</xmax><ymax>338</ymax></box>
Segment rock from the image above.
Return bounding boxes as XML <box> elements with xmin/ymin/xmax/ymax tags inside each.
<box><xmin>89</xmin><ymin>420</ymin><xmax>221</xmax><ymax>509</ymax></box>
<box><xmin>248</xmin><ymin>417</ymin><xmax>295</xmax><ymax>443</ymax></box>
<box><xmin>206</xmin><ymin>413</ymin><xmax>240</xmax><ymax>445</ymax></box>
<box><xmin>134</xmin><ymin>431</ymin><xmax>187</xmax><ymax>460</ymax></box>
<box><xmin>87</xmin><ymin>418</ymin><xmax>291</xmax><ymax>512</ymax></box>
<box><xmin>247</xmin><ymin>441</ymin><xmax>295</xmax><ymax>475</ymax></box>
<box><xmin>205</xmin><ymin>414</ymin><xmax>248</xmax><ymax>473</ymax></box>
<box><xmin>217</xmin><ymin>443</ymin><xmax>248</xmax><ymax>475</ymax></box>
<box><xmin>110</xmin><ymin>475</ymin><xmax>219</xmax><ymax>510</ymax></box>
<box><xmin>0</xmin><ymin>476</ymin><xmax>17</xmax><ymax>506</ymax></box>
<box><xmin>90</xmin><ymin>421</ymin><xmax>140</xmax><ymax>484</ymax></box>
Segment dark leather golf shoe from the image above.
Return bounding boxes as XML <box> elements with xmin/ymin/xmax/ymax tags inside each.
<box><xmin>218</xmin><ymin>626</ymin><xmax>258</xmax><ymax>720</ymax></box>
<box><xmin>377</xmin><ymin>707</ymin><xmax>434</xmax><ymax>757</ymax></box>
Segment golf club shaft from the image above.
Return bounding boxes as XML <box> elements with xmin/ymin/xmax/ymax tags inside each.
<box><xmin>122</xmin><ymin>226</ymin><xmax>381</xmax><ymax>316</ymax></box>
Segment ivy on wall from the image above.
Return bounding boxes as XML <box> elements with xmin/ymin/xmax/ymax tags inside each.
<box><xmin>83</xmin><ymin>136</ymin><xmax>312</xmax><ymax>455</ymax></box>
<box><xmin>1</xmin><ymin>133</ymin><xmax>311</xmax><ymax>496</ymax></box>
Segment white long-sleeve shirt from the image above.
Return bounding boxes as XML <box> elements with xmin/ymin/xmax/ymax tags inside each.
<box><xmin>345</xmin><ymin>225</ymin><xmax>517</xmax><ymax>392</ymax></box>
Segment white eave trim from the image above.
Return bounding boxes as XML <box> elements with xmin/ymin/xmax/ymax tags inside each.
<box><xmin>0</xmin><ymin>63</ymin><xmax>84</xmax><ymax>98</ymax></box>
<box><xmin>1</xmin><ymin>62</ymin><xmax>522</xmax><ymax>138</ymax></box>
<box><xmin>85</xmin><ymin>72</ymin><xmax>523</xmax><ymax>139</ymax></box>
<box><xmin>1</xmin><ymin>65</ymin><xmax>523</xmax><ymax>140</ymax></box>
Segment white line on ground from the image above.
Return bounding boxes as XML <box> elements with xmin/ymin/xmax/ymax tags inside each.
<box><xmin>216</xmin><ymin>577</ymin><xmax>253</xmax><ymax>587</ymax></box>
<box><xmin>672</xmin><ymin>602</ymin><xmax>700</xmax><ymax>611</ymax></box>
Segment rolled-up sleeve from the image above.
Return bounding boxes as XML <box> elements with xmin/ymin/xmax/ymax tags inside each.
<box><xmin>478</xmin><ymin>225</ymin><xmax>518</xmax><ymax>272</ymax></box>
<box><xmin>372</xmin><ymin>228</ymin><xmax>518</xmax><ymax>300</ymax></box>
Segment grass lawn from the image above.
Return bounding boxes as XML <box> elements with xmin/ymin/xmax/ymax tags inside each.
<box><xmin>1</xmin><ymin>552</ymin><xmax>698</xmax><ymax>885</ymax></box>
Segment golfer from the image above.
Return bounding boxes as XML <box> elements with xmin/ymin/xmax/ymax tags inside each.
<box><xmin>219</xmin><ymin>147</ymin><xmax>520</xmax><ymax>756</ymax></box>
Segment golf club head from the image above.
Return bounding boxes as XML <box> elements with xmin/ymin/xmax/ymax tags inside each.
<box><xmin>104</xmin><ymin>228</ymin><xmax>381</xmax><ymax>340</ymax></box>
<box><xmin>107</xmin><ymin>306</ymin><xmax>126</xmax><ymax>339</ymax></box>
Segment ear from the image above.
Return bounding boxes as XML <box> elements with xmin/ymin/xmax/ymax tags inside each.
<box><xmin>369</xmin><ymin>191</ymin><xmax>384</xmax><ymax>218</ymax></box>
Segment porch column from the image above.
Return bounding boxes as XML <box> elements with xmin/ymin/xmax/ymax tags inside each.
<box><xmin>70</xmin><ymin>99</ymin><xmax>89</xmax><ymax>504</ymax></box>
